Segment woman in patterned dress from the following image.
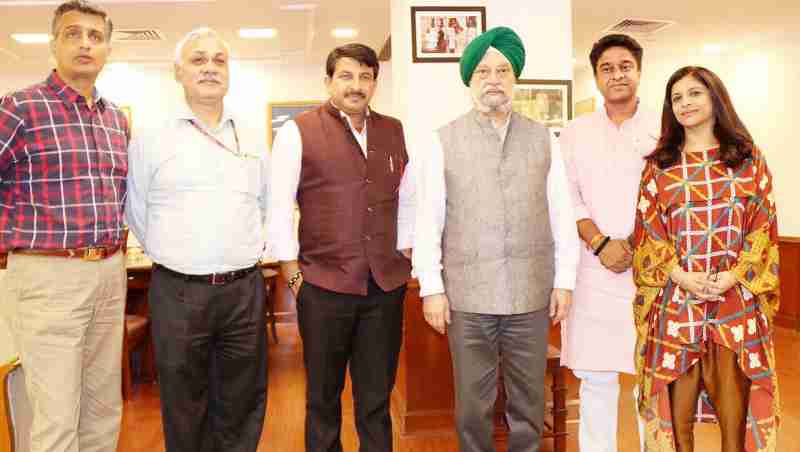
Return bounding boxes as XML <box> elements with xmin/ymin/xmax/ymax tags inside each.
<box><xmin>632</xmin><ymin>66</ymin><xmax>780</xmax><ymax>451</ymax></box>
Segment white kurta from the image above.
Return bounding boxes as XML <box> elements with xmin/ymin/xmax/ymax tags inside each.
<box><xmin>560</xmin><ymin>106</ymin><xmax>660</xmax><ymax>374</ymax></box>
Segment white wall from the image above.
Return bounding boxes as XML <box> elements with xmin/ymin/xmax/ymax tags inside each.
<box><xmin>574</xmin><ymin>32</ymin><xmax>800</xmax><ymax>236</ymax></box>
<box><xmin>1</xmin><ymin>57</ymin><xmax>395</xmax><ymax>139</ymax></box>
<box><xmin>391</xmin><ymin>0</ymin><xmax>573</xmax><ymax>150</ymax></box>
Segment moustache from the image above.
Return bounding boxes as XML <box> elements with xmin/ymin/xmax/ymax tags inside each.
<box><xmin>481</xmin><ymin>85</ymin><xmax>506</xmax><ymax>95</ymax></box>
<box><xmin>197</xmin><ymin>77</ymin><xmax>221</xmax><ymax>84</ymax></box>
<box><xmin>345</xmin><ymin>91</ymin><xmax>366</xmax><ymax>98</ymax></box>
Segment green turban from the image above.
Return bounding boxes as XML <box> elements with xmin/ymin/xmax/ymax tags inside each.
<box><xmin>459</xmin><ymin>26</ymin><xmax>525</xmax><ymax>86</ymax></box>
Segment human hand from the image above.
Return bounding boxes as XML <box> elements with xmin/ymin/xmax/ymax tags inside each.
<box><xmin>423</xmin><ymin>293</ymin><xmax>451</xmax><ymax>335</ymax></box>
<box><xmin>599</xmin><ymin>239</ymin><xmax>633</xmax><ymax>273</ymax></box>
<box><xmin>549</xmin><ymin>289</ymin><xmax>572</xmax><ymax>325</ymax></box>
<box><xmin>705</xmin><ymin>271</ymin><xmax>737</xmax><ymax>296</ymax></box>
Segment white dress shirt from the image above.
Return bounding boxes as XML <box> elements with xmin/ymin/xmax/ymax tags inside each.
<box><xmin>412</xmin><ymin>115</ymin><xmax>580</xmax><ymax>298</ymax></box>
<box><xmin>126</xmin><ymin>103</ymin><xmax>270</xmax><ymax>274</ymax></box>
<box><xmin>267</xmin><ymin>107</ymin><xmax>415</xmax><ymax>262</ymax></box>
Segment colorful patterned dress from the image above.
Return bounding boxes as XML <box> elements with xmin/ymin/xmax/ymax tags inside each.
<box><xmin>632</xmin><ymin>146</ymin><xmax>780</xmax><ymax>451</ymax></box>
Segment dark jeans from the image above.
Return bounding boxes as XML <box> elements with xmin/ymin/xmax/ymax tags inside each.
<box><xmin>297</xmin><ymin>277</ymin><xmax>406</xmax><ymax>452</ymax></box>
<box><xmin>149</xmin><ymin>265</ymin><xmax>268</xmax><ymax>452</ymax></box>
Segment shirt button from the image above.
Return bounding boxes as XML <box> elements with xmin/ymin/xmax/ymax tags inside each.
<box><xmin>367</xmin><ymin>207</ymin><xmax>374</xmax><ymax>213</ymax></box>
<box><xmin>364</xmin><ymin>235</ymin><xmax>372</xmax><ymax>241</ymax></box>
<box><xmin>365</xmin><ymin>178</ymin><xmax>372</xmax><ymax>184</ymax></box>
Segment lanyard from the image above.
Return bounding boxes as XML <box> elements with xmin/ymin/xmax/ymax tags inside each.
<box><xmin>188</xmin><ymin>119</ymin><xmax>241</xmax><ymax>157</ymax></box>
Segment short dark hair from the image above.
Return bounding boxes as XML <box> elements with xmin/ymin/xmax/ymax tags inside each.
<box><xmin>589</xmin><ymin>34</ymin><xmax>643</xmax><ymax>76</ymax></box>
<box><xmin>648</xmin><ymin>66</ymin><xmax>753</xmax><ymax>169</ymax></box>
<box><xmin>325</xmin><ymin>43</ymin><xmax>380</xmax><ymax>79</ymax></box>
<box><xmin>51</xmin><ymin>0</ymin><xmax>113</xmax><ymax>41</ymax></box>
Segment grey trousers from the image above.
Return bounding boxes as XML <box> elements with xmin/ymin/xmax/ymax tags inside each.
<box><xmin>448</xmin><ymin>308</ymin><xmax>550</xmax><ymax>452</ymax></box>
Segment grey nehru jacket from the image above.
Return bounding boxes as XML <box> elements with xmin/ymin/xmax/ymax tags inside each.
<box><xmin>437</xmin><ymin>110</ymin><xmax>555</xmax><ymax>315</ymax></box>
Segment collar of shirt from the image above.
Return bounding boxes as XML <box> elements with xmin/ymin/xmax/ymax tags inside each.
<box><xmin>46</xmin><ymin>69</ymin><xmax>106</xmax><ymax>111</ymax></box>
<box><xmin>174</xmin><ymin>101</ymin><xmax>237</xmax><ymax>133</ymax></box>
<box><xmin>330</xmin><ymin>100</ymin><xmax>369</xmax><ymax>155</ymax></box>
<box><xmin>602</xmin><ymin>97</ymin><xmax>644</xmax><ymax>129</ymax></box>
<box><xmin>493</xmin><ymin>113</ymin><xmax>512</xmax><ymax>144</ymax></box>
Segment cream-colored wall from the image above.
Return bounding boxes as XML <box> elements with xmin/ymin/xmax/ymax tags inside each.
<box><xmin>1</xmin><ymin>58</ymin><xmax>396</xmax><ymax>138</ymax></box>
<box><xmin>574</xmin><ymin>32</ymin><xmax>800</xmax><ymax>236</ymax></box>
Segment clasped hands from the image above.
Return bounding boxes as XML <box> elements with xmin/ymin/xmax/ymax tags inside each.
<box><xmin>669</xmin><ymin>267</ymin><xmax>738</xmax><ymax>301</ymax></box>
<box><xmin>596</xmin><ymin>238</ymin><xmax>634</xmax><ymax>273</ymax></box>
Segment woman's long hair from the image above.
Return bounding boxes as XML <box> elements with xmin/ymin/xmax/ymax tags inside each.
<box><xmin>647</xmin><ymin>66</ymin><xmax>754</xmax><ymax>169</ymax></box>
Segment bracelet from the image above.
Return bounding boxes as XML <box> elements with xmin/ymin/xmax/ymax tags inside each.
<box><xmin>287</xmin><ymin>270</ymin><xmax>303</xmax><ymax>289</ymax></box>
<box><xmin>593</xmin><ymin>236</ymin><xmax>611</xmax><ymax>256</ymax></box>
<box><xmin>589</xmin><ymin>233</ymin><xmax>605</xmax><ymax>250</ymax></box>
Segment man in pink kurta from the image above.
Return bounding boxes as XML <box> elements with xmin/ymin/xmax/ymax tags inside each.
<box><xmin>560</xmin><ymin>34</ymin><xmax>659</xmax><ymax>452</ymax></box>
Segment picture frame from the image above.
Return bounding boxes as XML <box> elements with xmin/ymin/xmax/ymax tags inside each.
<box><xmin>267</xmin><ymin>101</ymin><xmax>325</xmax><ymax>149</ymax></box>
<box><xmin>410</xmin><ymin>6</ymin><xmax>486</xmax><ymax>63</ymax></box>
<box><xmin>512</xmin><ymin>79</ymin><xmax>573</xmax><ymax>132</ymax></box>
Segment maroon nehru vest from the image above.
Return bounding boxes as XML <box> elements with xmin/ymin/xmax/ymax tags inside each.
<box><xmin>293</xmin><ymin>102</ymin><xmax>411</xmax><ymax>295</ymax></box>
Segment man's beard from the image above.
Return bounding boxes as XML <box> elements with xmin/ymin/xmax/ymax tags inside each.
<box><xmin>472</xmin><ymin>88</ymin><xmax>512</xmax><ymax>113</ymax></box>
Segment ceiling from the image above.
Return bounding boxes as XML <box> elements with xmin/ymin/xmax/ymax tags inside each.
<box><xmin>571</xmin><ymin>0</ymin><xmax>799</xmax><ymax>69</ymax></box>
<box><xmin>0</xmin><ymin>0</ymin><xmax>796</xmax><ymax>72</ymax></box>
<box><xmin>0</xmin><ymin>0</ymin><xmax>391</xmax><ymax>69</ymax></box>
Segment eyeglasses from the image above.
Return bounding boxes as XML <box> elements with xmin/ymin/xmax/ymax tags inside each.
<box><xmin>473</xmin><ymin>66</ymin><xmax>512</xmax><ymax>80</ymax></box>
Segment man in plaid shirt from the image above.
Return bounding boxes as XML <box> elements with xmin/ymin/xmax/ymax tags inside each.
<box><xmin>0</xmin><ymin>1</ymin><xmax>129</xmax><ymax>451</ymax></box>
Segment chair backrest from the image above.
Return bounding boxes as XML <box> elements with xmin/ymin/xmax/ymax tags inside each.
<box><xmin>1</xmin><ymin>358</ymin><xmax>31</xmax><ymax>452</ymax></box>
<box><xmin>1</xmin><ymin>358</ymin><xmax>20</xmax><ymax>452</ymax></box>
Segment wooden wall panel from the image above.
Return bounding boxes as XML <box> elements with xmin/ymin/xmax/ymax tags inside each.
<box><xmin>777</xmin><ymin>237</ymin><xmax>800</xmax><ymax>330</ymax></box>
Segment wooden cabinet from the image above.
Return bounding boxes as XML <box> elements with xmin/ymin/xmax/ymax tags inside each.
<box><xmin>777</xmin><ymin>237</ymin><xmax>800</xmax><ymax>330</ymax></box>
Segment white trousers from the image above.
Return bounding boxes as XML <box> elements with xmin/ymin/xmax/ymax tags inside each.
<box><xmin>573</xmin><ymin>370</ymin><xmax>645</xmax><ymax>452</ymax></box>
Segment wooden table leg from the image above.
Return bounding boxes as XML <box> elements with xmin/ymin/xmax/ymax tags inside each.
<box><xmin>551</xmin><ymin>364</ymin><xmax>568</xmax><ymax>452</ymax></box>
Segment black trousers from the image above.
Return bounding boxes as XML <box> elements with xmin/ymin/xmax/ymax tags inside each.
<box><xmin>149</xmin><ymin>265</ymin><xmax>268</xmax><ymax>452</ymax></box>
<box><xmin>297</xmin><ymin>277</ymin><xmax>406</xmax><ymax>452</ymax></box>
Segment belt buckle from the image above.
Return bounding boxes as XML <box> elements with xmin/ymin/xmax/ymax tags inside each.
<box><xmin>83</xmin><ymin>247</ymin><xmax>103</xmax><ymax>261</ymax></box>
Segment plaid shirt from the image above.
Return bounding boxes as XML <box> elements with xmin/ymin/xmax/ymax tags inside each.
<box><xmin>0</xmin><ymin>71</ymin><xmax>129</xmax><ymax>253</ymax></box>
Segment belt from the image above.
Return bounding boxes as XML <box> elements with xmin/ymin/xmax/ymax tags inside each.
<box><xmin>11</xmin><ymin>244</ymin><xmax>122</xmax><ymax>261</ymax></box>
<box><xmin>0</xmin><ymin>252</ymin><xmax>7</xmax><ymax>270</ymax></box>
<box><xmin>153</xmin><ymin>263</ymin><xmax>257</xmax><ymax>286</ymax></box>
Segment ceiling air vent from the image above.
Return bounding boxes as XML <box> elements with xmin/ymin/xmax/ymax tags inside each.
<box><xmin>604</xmin><ymin>18</ymin><xmax>675</xmax><ymax>35</ymax></box>
<box><xmin>112</xmin><ymin>29</ymin><xmax>164</xmax><ymax>42</ymax></box>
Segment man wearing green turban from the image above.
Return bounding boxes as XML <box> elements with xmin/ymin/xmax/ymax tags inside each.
<box><xmin>412</xmin><ymin>26</ymin><xmax>579</xmax><ymax>452</ymax></box>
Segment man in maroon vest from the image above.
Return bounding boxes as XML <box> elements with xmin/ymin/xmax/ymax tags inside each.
<box><xmin>268</xmin><ymin>43</ymin><xmax>414</xmax><ymax>452</ymax></box>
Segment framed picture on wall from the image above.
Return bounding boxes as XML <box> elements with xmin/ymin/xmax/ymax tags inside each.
<box><xmin>512</xmin><ymin>79</ymin><xmax>573</xmax><ymax>133</ymax></box>
<box><xmin>267</xmin><ymin>101</ymin><xmax>325</xmax><ymax>149</ymax></box>
<box><xmin>410</xmin><ymin>6</ymin><xmax>486</xmax><ymax>63</ymax></box>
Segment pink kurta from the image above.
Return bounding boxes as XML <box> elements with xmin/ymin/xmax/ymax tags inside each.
<box><xmin>560</xmin><ymin>106</ymin><xmax>660</xmax><ymax>374</ymax></box>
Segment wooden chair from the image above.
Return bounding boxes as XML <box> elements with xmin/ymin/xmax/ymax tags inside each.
<box><xmin>121</xmin><ymin>228</ymin><xmax>155</xmax><ymax>400</ymax></box>
<box><xmin>122</xmin><ymin>314</ymin><xmax>153</xmax><ymax>400</ymax></box>
<box><xmin>1</xmin><ymin>358</ymin><xmax>21</xmax><ymax>452</ymax></box>
<box><xmin>262</xmin><ymin>268</ymin><xmax>279</xmax><ymax>343</ymax></box>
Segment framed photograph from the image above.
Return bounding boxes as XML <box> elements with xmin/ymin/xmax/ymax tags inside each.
<box><xmin>267</xmin><ymin>101</ymin><xmax>325</xmax><ymax>149</ymax></box>
<box><xmin>410</xmin><ymin>6</ymin><xmax>486</xmax><ymax>63</ymax></box>
<box><xmin>512</xmin><ymin>79</ymin><xmax>573</xmax><ymax>132</ymax></box>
